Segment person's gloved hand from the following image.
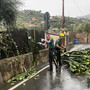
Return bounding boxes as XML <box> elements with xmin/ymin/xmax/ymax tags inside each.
<box><xmin>37</xmin><ymin>42</ymin><xmax>42</xmax><ymax>45</ymax></box>
<box><xmin>41</xmin><ymin>38</ymin><xmax>45</xmax><ymax>42</ymax></box>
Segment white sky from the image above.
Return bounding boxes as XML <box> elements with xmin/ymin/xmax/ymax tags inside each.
<box><xmin>20</xmin><ymin>0</ymin><xmax>90</xmax><ymax>17</ymax></box>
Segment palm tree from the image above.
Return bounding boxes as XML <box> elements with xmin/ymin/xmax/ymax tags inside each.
<box><xmin>0</xmin><ymin>0</ymin><xmax>20</xmax><ymax>29</ymax></box>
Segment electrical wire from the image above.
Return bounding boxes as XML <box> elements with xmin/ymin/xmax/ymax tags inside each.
<box><xmin>72</xmin><ymin>0</ymin><xmax>84</xmax><ymax>14</ymax></box>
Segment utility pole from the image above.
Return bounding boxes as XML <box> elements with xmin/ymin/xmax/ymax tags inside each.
<box><xmin>62</xmin><ymin>0</ymin><xmax>64</xmax><ymax>30</ymax></box>
<box><xmin>61</xmin><ymin>0</ymin><xmax>65</xmax><ymax>46</ymax></box>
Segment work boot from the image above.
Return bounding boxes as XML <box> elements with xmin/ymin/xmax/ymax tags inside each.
<box><xmin>56</xmin><ymin>66</ymin><xmax>58</xmax><ymax>71</ymax></box>
<box><xmin>48</xmin><ymin>67</ymin><xmax>53</xmax><ymax>72</ymax></box>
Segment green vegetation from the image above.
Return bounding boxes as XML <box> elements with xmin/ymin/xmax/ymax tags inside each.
<box><xmin>15</xmin><ymin>10</ymin><xmax>90</xmax><ymax>32</ymax></box>
<box><xmin>0</xmin><ymin>32</ymin><xmax>19</xmax><ymax>59</ymax></box>
<box><xmin>7</xmin><ymin>68</ymin><xmax>36</xmax><ymax>85</ymax></box>
<box><xmin>74</xmin><ymin>21</ymin><xmax>90</xmax><ymax>33</ymax></box>
<box><xmin>0</xmin><ymin>8</ymin><xmax>90</xmax><ymax>32</ymax></box>
<box><xmin>28</xmin><ymin>36</ymin><xmax>39</xmax><ymax>66</ymax></box>
<box><xmin>0</xmin><ymin>0</ymin><xmax>21</xmax><ymax>29</ymax></box>
<box><xmin>16</xmin><ymin>10</ymin><xmax>44</xmax><ymax>30</ymax></box>
<box><xmin>0</xmin><ymin>31</ymin><xmax>40</xmax><ymax>66</ymax></box>
<box><xmin>17</xmin><ymin>10</ymin><xmax>44</xmax><ymax>22</ymax></box>
<box><xmin>62</xmin><ymin>48</ymin><xmax>90</xmax><ymax>76</ymax></box>
<box><xmin>50</xmin><ymin>16</ymin><xmax>90</xmax><ymax>33</ymax></box>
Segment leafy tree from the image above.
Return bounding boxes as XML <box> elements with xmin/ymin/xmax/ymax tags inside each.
<box><xmin>84</xmin><ymin>22</ymin><xmax>90</xmax><ymax>33</ymax></box>
<box><xmin>74</xmin><ymin>21</ymin><xmax>90</xmax><ymax>33</ymax></box>
<box><xmin>0</xmin><ymin>0</ymin><xmax>20</xmax><ymax>29</ymax></box>
<box><xmin>74</xmin><ymin>24</ymin><xmax>83</xmax><ymax>32</ymax></box>
<box><xmin>17</xmin><ymin>10</ymin><xmax>44</xmax><ymax>22</ymax></box>
<box><xmin>15</xmin><ymin>10</ymin><xmax>89</xmax><ymax>31</ymax></box>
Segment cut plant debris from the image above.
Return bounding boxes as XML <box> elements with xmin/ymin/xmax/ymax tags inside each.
<box><xmin>7</xmin><ymin>68</ymin><xmax>36</xmax><ymax>85</ymax></box>
<box><xmin>62</xmin><ymin>48</ymin><xmax>90</xmax><ymax>76</ymax></box>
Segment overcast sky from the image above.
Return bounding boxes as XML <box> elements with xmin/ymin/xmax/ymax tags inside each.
<box><xmin>20</xmin><ymin>0</ymin><xmax>90</xmax><ymax>17</ymax></box>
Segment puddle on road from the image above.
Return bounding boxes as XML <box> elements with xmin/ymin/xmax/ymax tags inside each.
<box><xmin>13</xmin><ymin>65</ymin><xmax>90</xmax><ymax>90</ymax></box>
<box><xmin>59</xmin><ymin>44</ymin><xmax>90</xmax><ymax>90</ymax></box>
<box><xmin>60</xmin><ymin>66</ymin><xmax>90</xmax><ymax>90</ymax></box>
<box><xmin>42</xmin><ymin>65</ymin><xmax>90</xmax><ymax>90</ymax></box>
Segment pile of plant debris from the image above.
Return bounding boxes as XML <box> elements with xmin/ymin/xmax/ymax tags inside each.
<box><xmin>7</xmin><ymin>68</ymin><xmax>36</xmax><ymax>85</ymax></box>
<box><xmin>62</xmin><ymin>48</ymin><xmax>90</xmax><ymax>76</ymax></box>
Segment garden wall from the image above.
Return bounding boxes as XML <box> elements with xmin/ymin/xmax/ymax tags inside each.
<box><xmin>76</xmin><ymin>33</ymin><xmax>90</xmax><ymax>44</ymax></box>
<box><xmin>0</xmin><ymin>49</ymin><xmax>48</xmax><ymax>84</ymax></box>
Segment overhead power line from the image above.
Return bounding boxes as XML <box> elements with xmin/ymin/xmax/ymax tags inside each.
<box><xmin>72</xmin><ymin>0</ymin><xmax>84</xmax><ymax>14</ymax></box>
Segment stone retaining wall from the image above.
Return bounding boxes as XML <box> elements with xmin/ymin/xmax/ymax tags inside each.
<box><xmin>0</xmin><ymin>49</ymin><xmax>49</xmax><ymax>83</ymax></box>
<box><xmin>76</xmin><ymin>33</ymin><xmax>90</xmax><ymax>44</ymax></box>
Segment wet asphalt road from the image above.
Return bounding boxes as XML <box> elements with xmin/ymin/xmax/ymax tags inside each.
<box><xmin>13</xmin><ymin>65</ymin><xmax>90</xmax><ymax>90</ymax></box>
<box><xmin>14</xmin><ymin>44</ymin><xmax>90</xmax><ymax>90</ymax></box>
<box><xmin>70</xmin><ymin>44</ymin><xmax>90</xmax><ymax>51</ymax></box>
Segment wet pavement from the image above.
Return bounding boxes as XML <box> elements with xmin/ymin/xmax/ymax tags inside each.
<box><xmin>0</xmin><ymin>44</ymin><xmax>90</xmax><ymax>90</ymax></box>
<box><xmin>14</xmin><ymin>44</ymin><xmax>90</xmax><ymax>90</ymax></box>
<box><xmin>13</xmin><ymin>65</ymin><xmax>90</xmax><ymax>90</ymax></box>
<box><xmin>70</xmin><ymin>44</ymin><xmax>90</xmax><ymax>51</ymax></box>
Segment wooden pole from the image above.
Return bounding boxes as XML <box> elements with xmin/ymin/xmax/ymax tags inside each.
<box><xmin>62</xmin><ymin>0</ymin><xmax>64</xmax><ymax>29</ymax></box>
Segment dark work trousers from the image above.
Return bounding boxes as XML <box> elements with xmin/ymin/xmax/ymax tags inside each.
<box><xmin>49</xmin><ymin>49</ymin><xmax>54</xmax><ymax>70</ymax></box>
<box><xmin>56</xmin><ymin>49</ymin><xmax>61</xmax><ymax>67</ymax></box>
